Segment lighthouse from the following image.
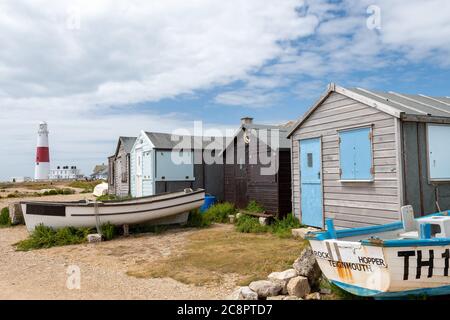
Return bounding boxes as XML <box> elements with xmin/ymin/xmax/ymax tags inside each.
<box><xmin>35</xmin><ymin>121</ymin><xmax>50</xmax><ymax>180</ymax></box>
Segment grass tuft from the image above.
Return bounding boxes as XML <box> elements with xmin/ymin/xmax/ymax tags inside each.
<box><xmin>16</xmin><ymin>225</ymin><xmax>93</xmax><ymax>251</ymax></box>
<box><xmin>101</xmin><ymin>222</ymin><xmax>117</xmax><ymax>240</ymax></box>
<box><xmin>235</xmin><ymin>213</ymin><xmax>302</xmax><ymax>238</ymax></box>
<box><xmin>245</xmin><ymin>200</ymin><xmax>265</xmax><ymax>213</ymax></box>
<box><xmin>0</xmin><ymin>207</ymin><xmax>11</xmax><ymax>227</ymax></box>
<box><xmin>186</xmin><ymin>209</ymin><xmax>212</xmax><ymax>228</ymax></box>
<box><xmin>203</xmin><ymin>202</ymin><xmax>236</xmax><ymax>223</ymax></box>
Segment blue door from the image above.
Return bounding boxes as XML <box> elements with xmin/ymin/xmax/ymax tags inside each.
<box><xmin>300</xmin><ymin>138</ymin><xmax>323</xmax><ymax>228</ymax></box>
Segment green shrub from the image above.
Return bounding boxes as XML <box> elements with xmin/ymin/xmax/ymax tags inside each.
<box><xmin>0</xmin><ymin>207</ymin><xmax>11</xmax><ymax>226</ymax></box>
<box><xmin>100</xmin><ymin>222</ymin><xmax>117</xmax><ymax>240</ymax></box>
<box><xmin>203</xmin><ymin>202</ymin><xmax>236</xmax><ymax>223</ymax></box>
<box><xmin>62</xmin><ymin>188</ymin><xmax>75</xmax><ymax>195</ymax></box>
<box><xmin>7</xmin><ymin>193</ymin><xmax>17</xmax><ymax>198</ymax></box>
<box><xmin>235</xmin><ymin>214</ymin><xmax>269</xmax><ymax>233</ymax></box>
<box><xmin>246</xmin><ymin>200</ymin><xmax>265</xmax><ymax>213</ymax></box>
<box><xmin>16</xmin><ymin>225</ymin><xmax>94</xmax><ymax>251</ymax></box>
<box><xmin>187</xmin><ymin>209</ymin><xmax>211</xmax><ymax>228</ymax></box>
<box><xmin>47</xmin><ymin>189</ymin><xmax>58</xmax><ymax>195</ymax></box>
<box><xmin>69</xmin><ymin>180</ymin><xmax>102</xmax><ymax>193</ymax></box>
<box><xmin>271</xmin><ymin>213</ymin><xmax>302</xmax><ymax>238</ymax></box>
<box><xmin>96</xmin><ymin>194</ymin><xmax>118</xmax><ymax>201</ymax></box>
<box><xmin>235</xmin><ymin>213</ymin><xmax>302</xmax><ymax>238</ymax></box>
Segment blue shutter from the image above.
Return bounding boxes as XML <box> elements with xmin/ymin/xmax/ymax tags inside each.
<box><xmin>339</xmin><ymin>127</ymin><xmax>373</xmax><ymax>180</ymax></box>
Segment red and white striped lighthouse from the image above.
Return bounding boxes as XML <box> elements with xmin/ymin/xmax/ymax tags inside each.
<box><xmin>34</xmin><ymin>121</ymin><xmax>50</xmax><ymax>180</ymax></box>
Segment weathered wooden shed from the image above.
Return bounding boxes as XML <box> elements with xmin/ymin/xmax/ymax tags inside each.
<box><xmin>288</xmin><ymin>83</ymin><xmax>450</xmax><ymax>229</ymax></box>
<box><xmin>129</xmin><ymin>131</ymin><xmax>224</xmax><ymax>200</ymax></box>
<box><xmin>108</xmin><ymin>136</ymin><xmax>136</xmax><ymax>197</ymax></box>
<box><xmin>223</xmin><ymin>117</ymin><xmax>292</xmax><ymax>217</ymax></box>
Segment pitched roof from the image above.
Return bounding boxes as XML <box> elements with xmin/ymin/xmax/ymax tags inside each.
<box><xmin>144</xmin><ymin>132</ymin><xmax>225</xmax><ymax>150</ymax></box>
<box><xmin>224</xmin><ymin>122</ymin><xmax>294</xmax><ymax>152</ymax></box>
<box><xmin>119</xmin><ymin>136</ymin><xmax>137</xmax><ymax>154</ymax></box>
<box><xmin>287</xmin><ymin>83</ymin><xmax>450</xmax><ymax>137</ymax></box>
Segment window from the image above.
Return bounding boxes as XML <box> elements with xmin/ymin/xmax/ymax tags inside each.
<box><xmin>339</xmin><ymin>126</ymin><xmax>373</xmax><ymax>181</ymax></box>
<box><xmin>307</xmin><ymin>153</ymin><xmax>313</xmax><ymax>168</ymax></box>
<box><xmin>428</xmin><ymin>124</ymin><xmax>450</xmax><ymax>180</ymax></box>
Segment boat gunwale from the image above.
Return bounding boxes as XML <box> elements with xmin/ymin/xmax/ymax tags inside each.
<box><xmin>306</xmin><ymin>211</ymin><xmax>450</xmax><ymax>247</ymax></box>
<box><xmin>70</xmin><ymin>199</ymin><xmax>205</xmax><ymax>217</ymax></box>
<box><xmin>19</xmin><ymin>189</ymin><xmax>205</xmax><ymax>208</ymax></box>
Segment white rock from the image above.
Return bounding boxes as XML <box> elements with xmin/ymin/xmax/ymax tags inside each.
<box><xmin>259</xmin><ymin>217</ymin><xmax>269</xmax><ymax>226</ymax></box>
<box><xmin>293</xmin><ymin>247</ymin><xmax>322</xmax><ymax>288</ymax></box>
<box><xmin>249</xmin><ymin>280</ymin><xmax>282</xmax><ymax>298</ymax></box>
<box><xmin>287</xmin><ymin>276</ymin><xmax>311</xmax><ymax>298</ymax></box>
<box><xmin>236</xmin><ymin>212</ymin><xmax>243</xmax><ymax>219</ymax></box>
<box><xmin>239</xmin><ymin>287</ymin><xmax>258</xmax><ymax>300</ymax></box>
<box><xmin>228</xmin><ymin>287</ymin><xmax>258</xmax><ymax>300</ymax></box>
<box><xmin>268</xmin><ymin>269</ymin><xmax>298</xmax><ymax>294</ymax></box>
<box><xmin>305</xmin><ymin>292</ymin><xmax>321</xmax><ymax>300</ymax></box>
<box><xmin>267</xmin><ymin>295</ymin><xmax>285</xmax><ymax>300</ymax></box>
<box><xmin>284</xmin><ymin>296</ymin><xmax>302</xmax><ymax>300</ymax></box>
<box><xmin>87</xmin><ymin>234</ymin><xmax>102</xmax><ymax>243</ymax></box>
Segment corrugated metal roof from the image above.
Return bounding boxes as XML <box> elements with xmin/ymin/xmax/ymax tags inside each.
<box><xmin>349</xmin><ymin>87</ymin><xmax>450</xmax><ymax>117</ymax></box>
<box><xmin>144</xmin><ymin>132</ymin><xmax>225</xmax><ymax>150</ymax></box>
<box><xmin>287</xmin><ymin>83</ymin><xmax>450</xmax><ymax>138</ymax></box>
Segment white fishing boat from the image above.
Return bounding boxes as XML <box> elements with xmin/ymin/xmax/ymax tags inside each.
<box><xmin>21</xmin><ymin>189</ymin><xmax>205</xmax><ymax>231</ymax></box>
<box><xmin>307</xmin><ymin>206</ymin><xmax>450</xmax><ymax>299</ymax></box>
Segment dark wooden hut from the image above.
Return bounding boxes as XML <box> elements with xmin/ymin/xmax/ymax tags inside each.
<box><xmin>223</xmin><ymin>117</ymin><xmax>293</xmax><ymax>217</ymax></box>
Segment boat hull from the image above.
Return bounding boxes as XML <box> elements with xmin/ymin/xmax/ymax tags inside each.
<box><xmin>21</xmin><ymin>189</ymin><xmax>205</xmax><ymax>231</ymax></box>
<box><xmin>310</xmin><ymin>239</ymin><xmax>450</xmax><ymax>298</ymax></box>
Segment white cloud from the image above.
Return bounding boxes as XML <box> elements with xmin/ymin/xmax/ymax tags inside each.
<box><xmin>0</xmin><ymin>0</ymin><xmax>319</xmax><ymax>179</ymax></box>
<box><xmin>1</xmin><ymin>0</ymin><xmax>450</xmax><ymax>180</ymax></box>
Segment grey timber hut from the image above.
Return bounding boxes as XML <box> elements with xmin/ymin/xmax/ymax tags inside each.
<box><xmin>130</xmin><ymin>131</ymin><xmax>224</xmax><ymax>200</ymax></box>
<box><xmin>108</xmin><ymin>136</ymin><xmax>136</xmax><ymax>197</ymax></box>
<box><xmin>288</xmin><ymin>83</ymin><xmax>450</xmax><ymax>229</ymax></box>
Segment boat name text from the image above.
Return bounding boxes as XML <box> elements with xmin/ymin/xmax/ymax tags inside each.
<box><xmin>398</xmin><ymin>249</ymin><xmax>450</xmax><ymax>280</ymax></box>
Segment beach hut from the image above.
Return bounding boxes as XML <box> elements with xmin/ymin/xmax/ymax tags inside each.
<box><xmin>288</xmin><ymin>83</ymin><xmax>450</xmax><ymax>229</ymax></box>
<box><xmin>108</xmin><ymin>136</ymin><xmax>136</xmax><ymax>197</ymax></box>
<box><xmin>223</xmin><ymin>117</ymin><xmax>293</xmax><ymax>217</ymax></box>
<box><xmin>129</xmin><ymin>131</ymin><xmax>224</xmax><ymax>200</ymax></box>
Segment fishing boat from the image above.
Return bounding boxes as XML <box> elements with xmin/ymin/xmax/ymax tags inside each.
<box><xmin>21</xmin><ymin>188</ymin><xmax>205</xmax><ymax>231</ymax></box>
<box><xmin>306</xmin><ymin>206</ymin><xmax>450</xmax><ymax>298</ymax></box>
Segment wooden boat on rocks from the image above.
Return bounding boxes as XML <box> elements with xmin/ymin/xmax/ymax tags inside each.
<box><xmin>21</xmin><ymin>189</ymin><xmax>205</xmax><ymax>231</ymax></box>
<box><xmin>306</xmin><ymin>206</ymin><xmax>450</xmax><ymax>298</ymax></box>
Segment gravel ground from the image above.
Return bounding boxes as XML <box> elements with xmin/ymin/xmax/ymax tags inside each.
<box><xmin>0</xmin><ymin>225</ymin><xmax>236</xmax><ymax>300</ymax></box>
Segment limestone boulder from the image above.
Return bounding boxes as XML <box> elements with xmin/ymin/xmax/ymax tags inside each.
<box><xmin>87</xmin><ymin>234</ymin><xmax>102</xmax><ymax>243</ymax></box>
<box><xmin>293</xmin><ymin>247</ymin><xmax>322</xmax><ymax>288</ymax></box>
<box><xmin>228</xmin><ymin>287</ymin><xmax>258</xmax><ymax>300</ymax></box>
<box><xmin>287</xmin><ymin>276</ymin><xmax>311</xmax><ymax>298</ymax></box>
<box><xmin>305</xmin><ymin>292</ymin><xmax>321</xmax><ymax>300</ymax></box>
<box><xmin>239</xmin><ymin>287</ymin><xmax>258</xmax><ymax>300</ymax></box>
<box><xmin>268</xmin><ymin>269</ymin><xmax>298</xmax><ymax>294</ymax></box>
<box><xmin>249</xmin><ymin>280</ymin><xmax>282</xmax><ymax>298</ymax></box>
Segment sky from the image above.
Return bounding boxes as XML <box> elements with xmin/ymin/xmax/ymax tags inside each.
<box><xmin>1</xmin><ymin>0</ymin><xmax>450</xmax><ymax>180</ymax></box>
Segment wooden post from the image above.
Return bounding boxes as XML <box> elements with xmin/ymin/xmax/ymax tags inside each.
<box><xmin>123</xmin><ymin>224</ymin><xmax>129</xmax><ymax>236</ymax></box>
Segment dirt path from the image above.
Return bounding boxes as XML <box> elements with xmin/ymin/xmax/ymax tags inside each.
<box><xmin>0</xmin><ymin>225</ymin><xmax>236</xmax><ymax>300</ymax></box>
